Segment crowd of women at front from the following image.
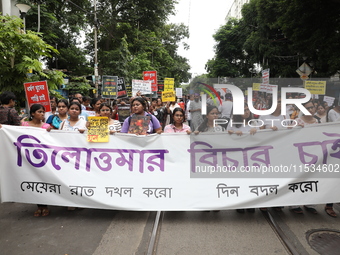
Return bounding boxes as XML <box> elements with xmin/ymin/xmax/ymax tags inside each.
<box><xmin>1</xmin><ymin>91</ymin><xmax>339</xmax><ymax>218</ymax></box>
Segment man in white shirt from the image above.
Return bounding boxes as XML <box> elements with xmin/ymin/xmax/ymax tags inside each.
<box><xmin>218</xmin><ymin>93</ymin><xmax>233</xmax><ymax>119</ymax></box>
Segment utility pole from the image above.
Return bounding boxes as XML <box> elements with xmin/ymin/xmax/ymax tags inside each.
<box><xmin>94</xmin><ymin>0</ymin><xmax>99</xmax><ymax>97</ymax></box>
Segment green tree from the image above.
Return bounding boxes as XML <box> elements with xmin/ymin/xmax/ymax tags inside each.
<box><xmin>24</xmin><ymin>0</ymin><xmax>191</xmax><ymax>85</ymax></box>
<box><xmin>273</xmin><ymin>0</ymin><xmax>340</xmax><ymax>76</ymax></box>
<box><xmin>208</xmin><ymin>0</ymin><xmax>340</xmax><ymax>78</ymax></box>
<box><xmin>0</xmin><ymin>14</ymin><xmax>61</xmax><ymax>102</ymax></box>
<box><xmin>24</xmin><ymin>0</ymin><xmax>92</xmax><ymax>75</ymax></box>
<box><xmin>87</xmin><ymin>0</ymin><xmax>190</xmax><ymax>85</ymax></box>
<box><xmin>206</xmin><ymin>18</ymin><xmax>255</xmax><ymax>78</ymax></box>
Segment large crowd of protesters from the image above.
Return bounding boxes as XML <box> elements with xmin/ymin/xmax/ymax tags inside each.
<box><xmin>0</xmin><ymin>90</ymin><xmax>339</xmax><ymax>218</ymax></box>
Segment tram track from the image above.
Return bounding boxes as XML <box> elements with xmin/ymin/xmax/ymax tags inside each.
<box><xmin>262</xmin><ymin>210</ymin><xmax>299</xmax><ymax>255</ymax></box>
<box><xmin>144</xmin><ymin>209</ymin><xmax>313</xmax><ymax>255</ymax></box>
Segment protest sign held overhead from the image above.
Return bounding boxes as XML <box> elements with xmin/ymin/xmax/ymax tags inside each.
<box><xmin>304</xmin><ymin>80</ymin><xmax>326</xmax><ymax>95</ymax></box>
<box><xmin>132</xmin><ymin>79</ymin><xmax>152</xmax><ymax>96</ymax></box>
<box><xmin>102</xmin><ymin>76</ymin><xmax>118</xmax><ymax>99</ymax></box>
<box><xmin>164</xmin><ymin>78</ymin><xmax>174</xmax><ymax>92</ymax></box>
<box><xmin>117</xmin><ymin>77</ymin><xmax>127</xmax><ymax>98</ymax></box>
<box><xmin>24</xmin><ymin>81</ymin><xmax>51</xmax><ymax>112</ymax></box>
<box><xmin>162</xmin><ymin>90</ymin><xmax>176</xmax><ymax>102</ymax></box>
<box><xmin>143</xmin><ymin>71</ymin><xmax>158</xmax><ymax>92</ymax></box>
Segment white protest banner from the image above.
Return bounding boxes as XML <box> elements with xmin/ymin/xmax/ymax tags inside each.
<box><xmin>323</xmin><ymin>96</ymin><xmax>335</xmax><ymax>108</ymax></box>
<box><xmin>132</xmin><ymin>79</ymin><xmax>152</xmax><ymax>96</ymax></box>
<box><xmin>175</xmin><ymin>88</ymin><xmax>182</xmax><ymax>98</ymax></box>
<box><xmin>260</xmin><ymin>69</ymin><xmax>270</xmax><ymax>92</ymax></box>
<box><xmin>266</xmin><ymin>84</ymin><xmax>278</xmax><ymax>94</ymax></box>
<box><xmin>0</xmin><ymin>124</ymin><xmax>340</xmax><ymax>211</ymax></box>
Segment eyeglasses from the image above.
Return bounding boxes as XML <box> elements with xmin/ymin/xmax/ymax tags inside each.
<box><xmin>100</xmin><ymin>109</ymin><xmax>111</xmax><ymax>112</ymax></box>
<box><xmin>174</xmin><ymin>114</ymin><xmax>184</xmax><ymax>118</ymax></box>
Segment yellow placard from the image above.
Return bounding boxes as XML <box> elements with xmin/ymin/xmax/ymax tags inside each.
<box><xmin>304</xmin><ymin>81</ymin><xmax>326</xmax><ymax>95</ymax></box>
<box><xmin>87</xmin><ymin>116</ymin><xmax>109</xmax><ymax>142</ymax></box>
<box><xmin>164</xmin><ymin>78</ymin><xmax>174</xmax><ymax>91</ymax></box>
<box><xmin>252</xmin><ymin>83</ymin><xmax>261</xmax><ymax>91</ymax></box>
<box><xmin>162</xmin><ymin>91</ymin><xmax>176</xmax><ymax>102</ymax></box>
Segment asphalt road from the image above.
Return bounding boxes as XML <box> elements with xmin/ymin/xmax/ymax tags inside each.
<box><xmin>1</xmin><ymin>202</ymin><xmax>340</xmax><ymax>255</ymax></box>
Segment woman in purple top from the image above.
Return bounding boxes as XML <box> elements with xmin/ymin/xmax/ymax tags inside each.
<box><xmin>164</xmin><ymin>107</ymin><xmax>191</xmax><ymax>134</ymax></box>
<box><xmin>121</xmin><ymin>97</ymin><xmax>162</xmax><ymax>134</ymax></box>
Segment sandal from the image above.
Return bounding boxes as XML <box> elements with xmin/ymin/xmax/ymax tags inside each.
<box><xmin>34</xmin><ymin>208</ymin><xmax>42</xmax><ymax>217</ymax></box>
<box><xmin>325</xmin><ymin>206</ymin><xmax>337</xmax><ymax>218</ymax></box>
<box><xmin>41</xmin><ymin>208</ymin><xmax>50</xmax><ymax>217</ymax></box>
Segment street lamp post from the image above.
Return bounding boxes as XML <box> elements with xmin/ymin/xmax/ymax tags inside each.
<box><xmin>15</xmin><ymin>3</ymin><xmax>31</xmax><ymax>33</ymax></box>
<box><xmin>94</xmin><ymin>0</ymin><xmax>99</xmax><ymax>97</ymax></box>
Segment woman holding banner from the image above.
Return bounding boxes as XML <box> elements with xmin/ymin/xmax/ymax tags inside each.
<box><xmin>289</xmin><ymin>100</ymin><xmax>319</xmax><ymax>214</ymax></box>
<box><xmin>59</xmin><ymin>102</ymin><xmax>87</xmax><ymax>133</ymax></box>
<box><xmin>195</xmin><ymin>105</ymin><xmax>222</xmax><ymax>133</ymax></box>
<box><xmin>121</xmin><ymin>97</ymin><xmax>162</xmax><ymax>134</ymax></box>
<box><xmin>46</xmin><ymin>99</ymin><xmax>69</xmax><ymax>129</ymax></box>
<box><xmin>227</xmin><ymin>103</ymin><xmax>258</xmax><ymax>136</ymax></box>
<box><xmin>164</xmin><ymin>108</ymin><xmax>191</xmax><ymax>134</ymax></box>
<box><xmin>21</xmin><ymin>104</ymin><xmax>52</xmax><ymax>216</ymax></box>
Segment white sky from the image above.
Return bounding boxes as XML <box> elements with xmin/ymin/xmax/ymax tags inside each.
<box><xmin>169</xmin><ymin>0</ymin><xmax>233</xmax><ymax>77</ymax></box>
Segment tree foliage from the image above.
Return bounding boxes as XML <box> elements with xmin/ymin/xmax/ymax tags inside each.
<box><xmin>23</xmin><ymin>0</ymin><xmax>191</xmax><ymax>86</ymax></box>
<box><xmin>0</xmin><ymin>14</ymin><xmax>62</xmax><ymax>103</ymax></box>
<box><xmin>207</xmin><ymin>0</ymin><xmax>340</xmax><ymax>78</ymax></box>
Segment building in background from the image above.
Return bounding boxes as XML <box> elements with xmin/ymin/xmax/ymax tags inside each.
<box><xmin>225</xmin><ymin>0</ymin><xmax>250</xmax><ymax>22</ymax></box>
<box><xmin>0</xmin><ymin>0</ymin><xmax>20</xmax><ymax>16</ymax></box>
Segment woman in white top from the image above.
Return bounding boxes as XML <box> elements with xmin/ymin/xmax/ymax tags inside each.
<box><xmin>295</xmin><ymin>100</ymin><xmax>320</xmax><ymax>127</ymax></box>
<box><xmin>59</xmin><ymin>101</ymin><xmax>87</xmax><ymax>133</ymax></box>
<box><xmin>314</xmin><ymin>103</ymin><xmax>327</xmax><ymax>123</ymax></box>
<box><xmin>327</xmin><ymin>99</ymin><xmax>340</xmax><ymax>122</ymax></box>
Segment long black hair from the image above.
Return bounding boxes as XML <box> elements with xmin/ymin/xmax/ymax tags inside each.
<box><xmin>131</xmin><ymin>97</ymin><xmax>148</xmax><ymax>112</ymax></box>
<box><xmin>197</xmin><ymin>105</ymin><xmax>218</xmax><ymax>132</ymax></box>
<box><xmin>170</xmin><ymin>107</ymin><xmax>186</xmax><ymax>124</ymax></box>
<box><xmin>69</xmin><ymin>101</ymin><xmax>82</xmax><ymax>113</ymax></box>
<box><xmin>29</xmin><ymin>104</ymin><xmax>45</xmax><ymax>120</ymax></box>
